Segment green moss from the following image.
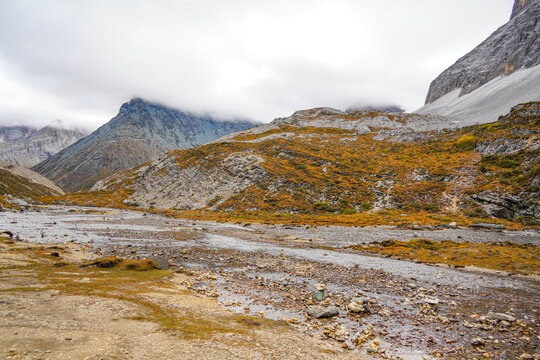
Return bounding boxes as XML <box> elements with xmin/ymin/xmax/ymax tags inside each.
<box><xmin>0</xmin><ymin>286</ymin><xmax>40</xmax><ymax>293</ymax></box>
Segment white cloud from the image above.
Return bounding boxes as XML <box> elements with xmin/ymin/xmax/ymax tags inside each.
<box><xmin>0</xmin><ymin>0</ymin><xmax>514</xmax><ymax>129</ymax></box>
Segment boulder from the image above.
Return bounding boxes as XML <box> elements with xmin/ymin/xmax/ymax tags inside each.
<box><xmin>306</xmin><ymin>305</ymin><xmax>339</xmax><ymax>319</ymax></box>
<box><xmin>487</xmin><ymin>312</ymin><xmax>516</xmax><ymax>322</ymax></box>
<box><xmin>468</xmin><ymin>223</ymin><xmax>507</xmax><ymax>230</ymax></box>
<box><xmin>122</xmin><ymin>199</ymin><xmax>140</xmax><ymax>207</ymax></box>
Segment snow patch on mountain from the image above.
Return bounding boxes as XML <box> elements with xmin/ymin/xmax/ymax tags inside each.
<box><xmin>416</xmin><ymin>64</ymin><xmax>540</xmax><ymax>126</ymax></box>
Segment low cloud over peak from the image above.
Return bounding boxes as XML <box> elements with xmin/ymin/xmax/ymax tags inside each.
<box><xmin>0</xmin><ymin>0</ymin><xmax>514</xmax><ymax>130</ymax></box>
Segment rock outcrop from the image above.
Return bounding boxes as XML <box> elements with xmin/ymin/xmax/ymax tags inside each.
<box><xmin>0</xmin><ymin>125</ymin><xmax>86</xmax><ymax>168</ymax></box>
<box><xmin>94</xmin><ymin>151</ymin><xmax>267</xmax><ymax>210</ymax></box>
<box><xmin>32</xmin><ymin>98</ymin><xmax>256</xmax><ymax>191</ymax></box>
<box><xmin>425</xmin><ymin>0</ymin><xmax>540</xmax><ymax>105</ymax></box>
<box><xmin>472</xmin><ymin>191</ymin><xmax>539</xmax><ymax>222</ymax></box>
<box><xmin>471</xmin><ymin>102</ymin><xmax>540</xmax><ymax>222</ymax></box>
<box><xmin>84</xmin><ymin>103</ymin><xmax>539</xmax><ymax>224</ymax></box>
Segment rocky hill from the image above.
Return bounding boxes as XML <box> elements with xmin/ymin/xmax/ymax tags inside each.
<box><xmin>0</xmin><ymin>160</ymin><xmax>64</xmax><ymax>209</ymax></box>
<box><xmin>80</xmin><ymin>103</ymin><xmax>539</xmax><ymax>224</ymax></box>
<box><xmin>32</xmin><ymin>98</ymin><xmax>256</xmax><ymax>192</ymax></box>
<box><xmin>0</xmin><ymin>125</ymin><xmax>86</xmax><ymax>168</ymax></box>
<box><xmin>418</xmin><ymin>0</ymin><xmax>540</xmax><ymax>126</ymax></box>
<box><xmin>424</xmin><ymin>0</ymin><xmax>539</xmax><ymax>104</ymax></box>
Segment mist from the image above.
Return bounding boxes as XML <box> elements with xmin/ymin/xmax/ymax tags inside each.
<box><xmin>0</xmin><ymin>0</ymin><xmax>514</xmax><ymax>130</ymax></box>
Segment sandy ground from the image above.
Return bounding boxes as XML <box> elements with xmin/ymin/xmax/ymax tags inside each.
<box><xmin>0</xmin><ymin>237</ymin><xmax>361</xmax><ymax>360</ymax></box>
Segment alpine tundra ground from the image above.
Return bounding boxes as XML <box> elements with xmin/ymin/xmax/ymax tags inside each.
<box><xmin>1</xmin><ymin>206</ymin><xmax>538</xmax><ymax>359</ymax></box>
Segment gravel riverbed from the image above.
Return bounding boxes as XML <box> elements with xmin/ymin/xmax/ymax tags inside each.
<box><xmin>2</xmin><ymin>206</ymin><xmax>539</xmax><ymax>360</ymax></box>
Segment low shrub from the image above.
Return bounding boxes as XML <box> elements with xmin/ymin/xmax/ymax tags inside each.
<box><xmin>516</xmin><ymin>216</ymin><xmax>540</xmax><ymax>226</ymax></box>
<box><xmin>313</xmin><ymin>202</ymin><xmax>336</xmax><ymax>212</ymax></box>
<box><xmin>81</xmin><ymin>256</ymin><xmax>123</xmax><ymax>268</ymax></box>
<box><xmin>455</xmin><ymin>135</ymin><xmax>478</xmax><ymax>150</ymax></box>
<box><xmin>361</xmin><ymin>203</ymin><xmax>372</xmax><ymax>211</ymax></box>
<box><xmin>81</xmin><ymin>256</ymin><xmax>159</xmax><ymax>271</ymax></box>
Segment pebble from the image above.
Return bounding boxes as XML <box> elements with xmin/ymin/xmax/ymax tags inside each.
<box><xmin>499</xmin><ymin>320</ymin><xmax>512</xmax><ymax>328</ymax></box>
<box><xmin>471</xmin><ymin>337</ymin><xmax>485</xmax><ymax>346</ymax></box>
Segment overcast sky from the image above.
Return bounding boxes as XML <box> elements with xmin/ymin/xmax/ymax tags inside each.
<box><xmin>0</xmin><ymin>0</ymin><xmax>514</xmax><ymax>131</ymax></box>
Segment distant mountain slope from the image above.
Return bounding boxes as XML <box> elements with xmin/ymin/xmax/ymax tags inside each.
<box><xmin>417</xmin><ymin>64</ymin><xmax>540</xmax><ymax>126</ymax></box>
<box><xmin>84</xmin><ymin>103</ymin><xmax>539</xmax><ymax>223</ymax></box>
<box><xmin>32</xmin><ymin>98</ymin><xmax>256</xmax><ymax>191</ymax></box>
<box><xmin>0</xmin><ymin>125</ymin><xmax>85</xmax><ymax>168</ymax></box>
<box><xmin>424</xmin><ymin>0</ymin><xmax>540</xmax><ymax>105</ymax></box>
<box><xmin>0</xmin><ymin>160</ymin><xmax>64</xmax><ymax>207</ymax></box>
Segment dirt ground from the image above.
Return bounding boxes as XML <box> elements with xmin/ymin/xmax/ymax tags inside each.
<box><xmin>2</xmin><ymin>207</ymin><xmax>539</xmax><ymax>359</ymax></box>
<box><xmin>0</xmin><ymin>237</ymin><xmax>361</xmax><ymax>360</ymax></box>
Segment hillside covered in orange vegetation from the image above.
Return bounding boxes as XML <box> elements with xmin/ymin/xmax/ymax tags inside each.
<box><xmin>52</xmin><ymin>103</ymin><xmax>539</xmax><ymax>227</ymax></box>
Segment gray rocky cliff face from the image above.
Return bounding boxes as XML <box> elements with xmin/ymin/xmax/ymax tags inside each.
<box><xmin>511</xmin><ymin>0</ymin><xmax>531</xmax><ymax>19</ymax></box>
<box><xmin>425</xmin><ymin>0</ymin><xmax>540</xmax><ymax>104</ymax></box>
<box><xmin>92</xmin><ymin>103</ymin><xmax>539</xmax><ymax>222</ymax></box>
<box><xmin>0</xmin><ymin>126</ymin><xmax>86</xmax><ymax>168</ymax></box>
<box><xmin>92</xmin><ymin>151</ymin><xmax>266</xmax><ymax>210</ymax></box>
<box><xmin>471</xmin><ymin>102</ymin><xmax>540</xmax><ymax>222</ymax></box>
<box><xmin>32</xmin><ymin>98</ymin><xmax>256</xmax><ymax>191</ymax></box>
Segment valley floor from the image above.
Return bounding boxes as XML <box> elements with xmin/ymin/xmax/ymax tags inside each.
<box><xmin>1</xmin><ymin>206</ymin><xmax>539</xmax><ymax>359</ymax></box>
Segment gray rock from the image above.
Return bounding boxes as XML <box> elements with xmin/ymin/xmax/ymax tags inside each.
<box><xmin>306</xmin><ymin>305</ymin><xmax>340</xmax><ymax>319</ymax></box>
<box><xmin>468</xmin><ymin>223</ymin><xmax>507</xmax><ymax>230</ymax></box>
<box><xmin>499</xmin><ymin>320</ymin><xmax>512</xmax><ymax>328</ymax></box>
<box><xmin>423</xmin><ymin>297</ymin><xmax>440</xmax><ymax>311</ymax></box>
<box><xmin>476</xmin><ymin>138</ymin><xmax>535</xmax><ymax>155</ymax></box>
<box><xmin>472</xmin><ymin>188</ymin><xmax>540</xmax><ymax>222</ymax></box>
<box><xmin>346</xmin><ymin>104</ymin><xmax>405</xmax><ymax>113</ymax></box>
<box><xmin>348</xmin><ymin>301</ymin><xmax>365</xmax><ymax>313</ymax></box>
<box><xmin>0</xmin><ymin>125</ymin><xmax>86</xmax><ymax>168</ymax></box>
<box><xmin>333</xmin><ymin>324</ymin><xmax>350</xmax><ymax>342</ymax></box>
<box><xmin>424</xmin><ymin>297</ymin><xmax>440</xmax><ymax>305</ymax></box>
<box><xmin>271</xmin><ymin>107</ymin><xmax>453</xmax><ymax>133</ymax></box>
<box><xmin>32</xmin><ymin>98</ymin><xmax>256</xmax><ymax>191</ymax></box>
<box><xmin>348</xmin><ymin>295</ymin><xmax>376</xmax><ymax>314</ymax></box>
<box><xmin>487</xmin><ymin>312</ymin><xmax>516</xmax><ymax>322</ymax></box>
<box><xmin>97</xmin><ymin>151</ymin><xmax>267</xmax><ymax>210</ymax></box>
<box><xmin>425</xmin><ymin>0</ymin><xmax>540</xmax><ymax>104</ymax></box>
<box><xmin>121</xmin><ymin>199</ymin><xmax>140</xmax><ymax>207</ymax></box>
<box><xmin>471</xmin><ymin>337</ymin><xmax>485</xmax><ymax>347</ymax></box>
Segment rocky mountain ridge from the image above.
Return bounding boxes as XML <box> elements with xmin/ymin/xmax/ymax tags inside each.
<box><xmin>214</xmin><ymin>107</ymin><xmax>455</xmax><ymax>146</ymax></box>
<box><xmin>88</xmin><ymin>103</ymin><xmax>539</xmax><ymax>224</ymax></box>
<box><xmin>0</xmin><ymin>125</ymin><xmax>86</xmax><ymax>168</ymax></box>
<box><xmin>425</xmin><ymin>0</ymin><xmax>539</xmax><ymax>105</ymax></box>
<box><xmin>32</xmin><ymin>98</ymin><xmax>256</xmax><ymax>191</ymax></box>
